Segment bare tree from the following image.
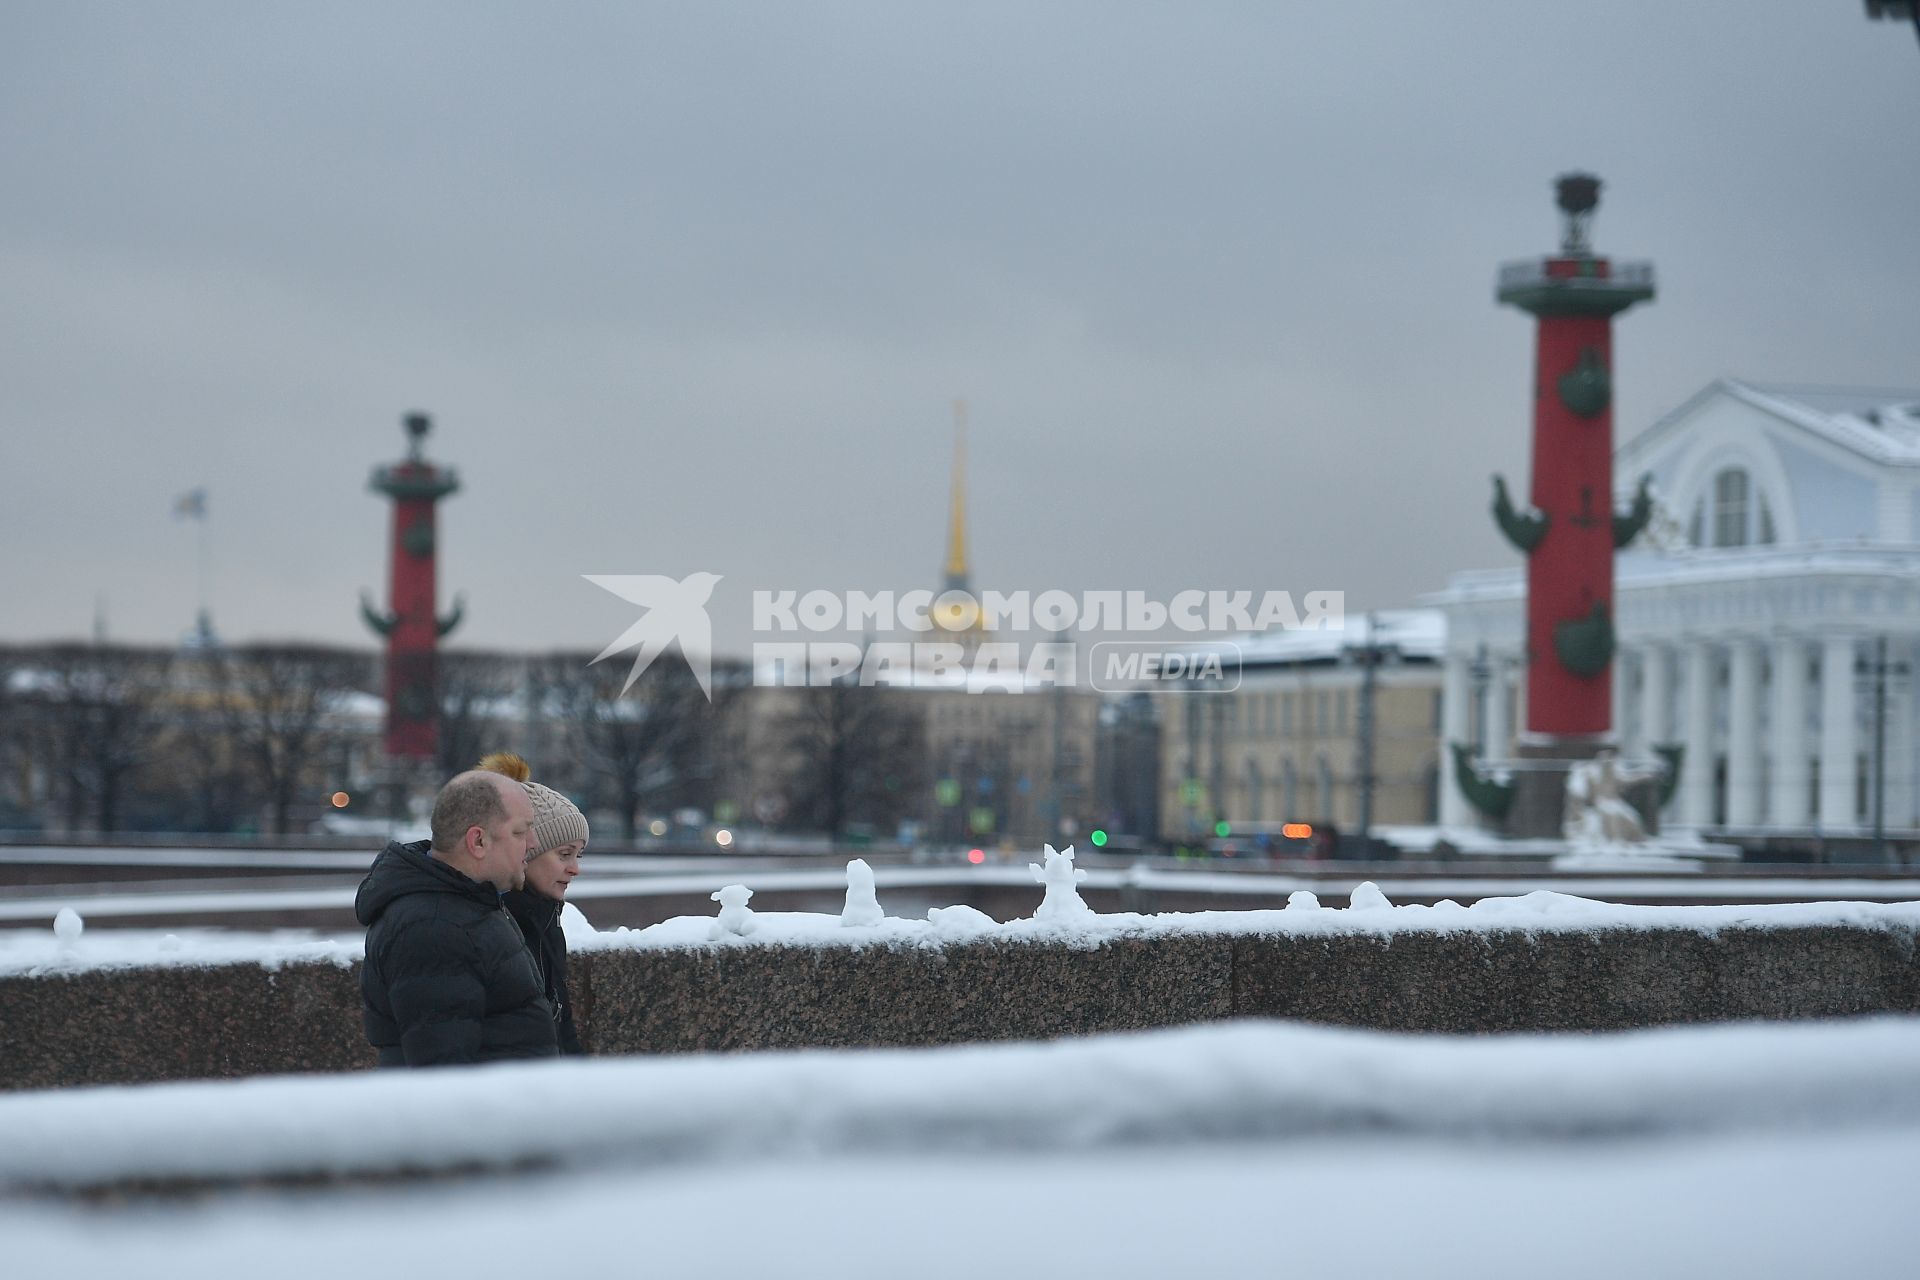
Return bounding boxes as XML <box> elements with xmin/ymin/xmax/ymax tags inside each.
<box><xmin>534</xmin><ymin>651</ymin><xmax>737</xmax><ymax>840</ymax></box>
<box><xmin>14</xmin><ymin>644</ymin><xmax>168</xmax><ymax>833</ymax></box>
<box><xmin>0</xmin><ymin>645</ymin><xmax>24</xmax><ymax>826</ymax></box>
<box><xmin>437</xmin><ymin>650</ymin><xmax>524</xmax><ymax>777</ymax></box>
<box><xmin>780</xmin><ymin>677</ymin><xmax>926</xmax><ymax>840</ymax></box>
<box><xmin>215</xmin><ymin>644</ymin><xmax>373</xmax><ymax>835</ymax></box>
<box><xmin>154</xmin><ymin>703</ymin><xmax>258</xmax><ymax>833</ymax></box>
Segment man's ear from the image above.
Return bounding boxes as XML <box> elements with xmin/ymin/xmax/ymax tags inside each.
<box><xmin>463</xmin><ymin>824</ymin><xmax>487</xmax><ymax>861</ymax></box>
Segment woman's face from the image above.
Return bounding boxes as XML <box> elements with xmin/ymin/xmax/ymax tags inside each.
<box><xmin>524</xmin><ymin>840</ymin><xmax>584</xmax><ymax>901</ymax></box>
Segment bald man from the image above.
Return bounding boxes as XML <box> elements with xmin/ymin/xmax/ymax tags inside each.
<box><xmin>355</xmin><ymin>770</ymin><xmax>560</xmax><ymax>1066</ymax></box>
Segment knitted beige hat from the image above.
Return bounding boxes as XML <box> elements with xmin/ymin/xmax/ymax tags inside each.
<box><xmin>524</xmin><ymin>778</ymin><xmax>588</xmax><ymax>856</ymax></box>
<box><xmin>476</xmin><ymin>752</ymin><xmax>590</xmax><ymax>857</ymax></box>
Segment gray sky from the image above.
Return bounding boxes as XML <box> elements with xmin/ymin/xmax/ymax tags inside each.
<box><xmin>4</xmin><ymin>1</ymin><xmax>1916</xmax><ymax>658</ymax></box>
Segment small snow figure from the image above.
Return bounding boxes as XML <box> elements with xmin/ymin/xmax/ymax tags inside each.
<box><xmin>709</xmin><ymin>884</ymin><xmax>757</xmax><ymax>939</ymax></box>
<box><xmin>1285</xmin><ymin>890</ymin><xmax>1321</xmax><ymax>911</ymax></box>
<box><xmin>1348</xmin><ymin>881</ymin><xmax>1392</xmax><ymax>911</ymax></box>
<box><xmin>1028</xmin><ymin>843</ymin><xmax>1092</xmax><ymax>921</ymax></box>
<box><xmin>840</xmin><ymin>858</ymin><xmax>884</xmax><ymax>927</ymax></box>
<box><xmin>53</xmin><ymin>907</ymin><xmax>83</xmax><ymax>946</ymax></box>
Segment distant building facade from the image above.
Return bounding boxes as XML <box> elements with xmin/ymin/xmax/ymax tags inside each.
<box><xmin>1154</xmin><ymin>611</ymin><xmax>1445</xmax><ymax>847</ymax></box>
<box><xmin>1436</xmin><ymin>380</ymin><xmax>1920</xmax><ymax>849</ymax></box>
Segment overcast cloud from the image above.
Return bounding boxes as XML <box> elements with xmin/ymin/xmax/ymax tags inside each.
<box><xmin>3</xmin><ymin>2</ymin><xmax>1915</xmax><ymax>656</ymax></box>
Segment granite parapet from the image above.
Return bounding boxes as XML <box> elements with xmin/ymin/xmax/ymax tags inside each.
<box><xmin>3</xmin><ymin>918</ymin><xmax>1916</xmax><ymax>1090</ymax></box>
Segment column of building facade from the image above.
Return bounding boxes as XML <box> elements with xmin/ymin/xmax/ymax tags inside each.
<box><xmin>1638</xmin><ymin>643</ymin><xmax>1671</xmax><ymax>750</ymax></box>
<box><xmin>1511</xmin><ymin>660</ymin><xmax>1526</xmax><ymax>745</ymax></box>
<box><xmin>1818</xmin><ymin>634</ymin><xmax>1859</xmax><ymax>831</ymax></box>
<box><xmin>1887</xmin><ymin>637</ymin><xmax>1916</xmax><ymax>829</ymax></box>
<box><xmin>1440</xmin><ymin>651</ymin><xmax>1471</xmax><ymax>828</ymax></box>
<box><xmin>1725</xmin><ymin>640</ymin><xmax>1763</xmax><ymax>828</ymax></box>
<box><xmin>1486</xmin><ymin>655</ymin><xmax>1514</xmax><ymax>757</ymax></box>
<box><xmin>1611</xmin><ymin>650</ymin><xmax>1632</xmax><ymax>749</ymax></box>
<box><xmin>1770</xmin><ymin>634</ymin><xmax>1810</xmax><ymax>828</ymax></box>
<box><xmin>1680</xmin><ymin>640</ymin><xmax>1716</xmax><ymax>827</ymax></box>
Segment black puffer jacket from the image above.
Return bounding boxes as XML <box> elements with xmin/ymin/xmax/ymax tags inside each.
<box><xmin>355</xmin><ymin>839</ymin><xmax>558</xmax><ymax>1067</ymax></box>
<box><xmin>504</xmin><ymin>889</ymin><xmax>584</xmax><ymax>1056</ymax></box>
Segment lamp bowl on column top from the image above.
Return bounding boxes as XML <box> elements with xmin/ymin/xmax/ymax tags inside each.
<box><xmin>1555</xmin><ymin>173</ymin><xmax>1601</xmax><ymax>216</ymax></box>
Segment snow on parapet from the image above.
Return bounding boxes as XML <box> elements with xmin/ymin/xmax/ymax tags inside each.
<box><xmin>6</xmin><ymin>870</ymin><xmax>1920</xmax><ymax>977</ymax></box>
<box><xmin>592</xmin><ymin>876</ymin><xmax>1920</xmax><ymax>955</ymax></box>
<box><xmin>0</xmin><ymin>922</ymin><xmax>363</xmax><ymax>978</ymax></box>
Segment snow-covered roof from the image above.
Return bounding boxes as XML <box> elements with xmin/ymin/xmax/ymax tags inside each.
<box><xmin>1627</xmin><ymin>378</ymin><xmax>1920</xmax><ymax>469</ymax></box>
<box><xmin>1204</xmin><ymin>608</ymin><xmax>1445</xmax><ymax>669</ymax></box>
<box><xmin>1435</xmin><ymin>543</ymin><xmax>1920</xmax><ymax>607</ymax></box>
<box><xmin>330</xmin><ymin>690</ymin><xmax>385</xmax><ymax>719</ymax></box>
<box><xmin>3</xmin><ymin>668</ymin><xmax>58</xmax><ymax>695</ymax></box>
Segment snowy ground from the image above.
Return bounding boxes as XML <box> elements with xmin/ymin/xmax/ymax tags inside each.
<box><xmin>2</xmin><ymin>1017</ymin><xmax>1917</xmax><ymax>1278</ymax></box>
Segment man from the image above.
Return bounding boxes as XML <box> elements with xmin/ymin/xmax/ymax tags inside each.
<box><xmin>355</xmin><ymin>770</ymin><xmax>560</xmax><ymax>1066</ymax></box>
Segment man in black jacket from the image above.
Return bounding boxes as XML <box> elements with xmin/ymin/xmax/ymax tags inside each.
<box><xmin>355</xmin><ymin>770</ymin><xmax>559</xmax><ymax>1067</ymax></box>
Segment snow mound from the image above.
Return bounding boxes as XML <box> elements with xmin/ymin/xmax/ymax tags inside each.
<box><xmin>3</xmin><ymin>1017</ymin><xmax>1919</xmax><ymax>1195</ymax></box>
<box><xmin>1348</xmin><ymin>882</ymin><xmax>1392</xmax><ymax>911</ymax></box>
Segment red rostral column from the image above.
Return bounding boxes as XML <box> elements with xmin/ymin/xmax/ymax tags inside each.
<box><xmin>1493</xmin><ymin>174</ymin><xmax>1655</xmax><ymax>741</ymax></box>
<box><xmin>361</xmin><ymin>413</ymin><xmax>463</xmax><ymax>761</ymax></box>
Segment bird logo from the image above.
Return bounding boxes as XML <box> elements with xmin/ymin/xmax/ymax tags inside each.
<box><xmin>584</xmin><ymin>571</ymin><xmax>723</xmax><ymax>699</ymax></box>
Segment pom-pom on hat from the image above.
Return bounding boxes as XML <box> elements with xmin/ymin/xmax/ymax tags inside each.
<box><xmin>476</xmin><ymin>752</ymin><xmax>531</xmax><ymax>783</ymax></box>
<box><xmin>475</xmin><ymin>752</ymin><xmax>589</xmax><ymax>858</ymax></box>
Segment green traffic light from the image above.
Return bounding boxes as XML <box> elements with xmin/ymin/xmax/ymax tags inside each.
<box><xmin>1090</xmin><ymin>829</ymin><xmax>1108</xmax><ymax>848</ymax></box>
<box><xmin>1213</xmin><ymin>820</ymin><xmax>1231</xmax><ymax>838</ymax></box>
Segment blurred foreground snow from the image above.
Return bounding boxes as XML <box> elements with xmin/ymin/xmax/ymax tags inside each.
<box><xmin>2</xmin><ymin>1017</ymin><xmax>1917</xmax><ymax>1278</ymax></box>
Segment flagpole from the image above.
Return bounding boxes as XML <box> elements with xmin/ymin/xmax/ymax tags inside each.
<box><xmin>176</xmin><ymin>487</ymin><xmax>213</xmax><ymax>645</ymax></box>
<box><xmin>197</xmin><ymin>506</ymin><xmax>210</xmax><ymax>641</ymax></box>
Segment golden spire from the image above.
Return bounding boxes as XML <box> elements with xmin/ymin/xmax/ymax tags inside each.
<box><xmin>943</xmin><ymin>398</ymin><xmax>969</xmax><ymax>591</ymax></box>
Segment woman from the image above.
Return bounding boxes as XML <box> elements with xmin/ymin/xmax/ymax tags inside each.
<box><xmin>477</xmin><ymin>752</ymin><xmax>589</xmax><ymax>1056</ymax></box>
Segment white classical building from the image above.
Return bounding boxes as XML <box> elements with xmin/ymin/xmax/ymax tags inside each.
<box><xmin>1436</xmin><ymin>379</ymin><xmax>1920</xmax><ymax>847</ymax></box>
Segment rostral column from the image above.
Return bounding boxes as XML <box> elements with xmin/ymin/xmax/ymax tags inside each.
<box><xmin>1492</xmin><ymin>174</ymin><xmax>1655</xmax><ymax>745</ymax></box>
<box><xmin>362</xmin><ymin>412</ymin><xmax>463</xmax><ymax>761</ymax></box>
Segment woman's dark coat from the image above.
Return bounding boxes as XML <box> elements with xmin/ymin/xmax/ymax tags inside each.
<box><xmin>504</xmin><ymin>888</ymin><xmax>584</xmax><ymax>1056</ymax></box>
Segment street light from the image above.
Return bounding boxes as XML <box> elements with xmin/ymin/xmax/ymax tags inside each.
<box><xmin>1469</xmin><ymin>642</ymin><xmax>1492</xmax><ymax>754</ymax></box>
<box><xmin>1856</xmin><ymin>637</ymin><xmax>1911</xmax><ymax>864</ymax></box>
<box><xmin>1347</xmin><ymin>613</ymin><xmax>1401</xmax><ymax>860</ymax></box>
